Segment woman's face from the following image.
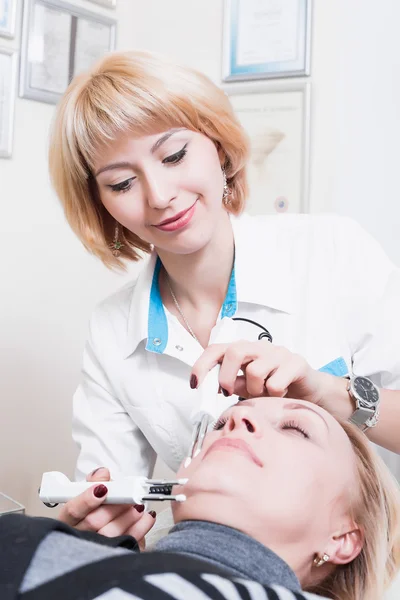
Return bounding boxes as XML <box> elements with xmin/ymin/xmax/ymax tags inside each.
<box><xmin>92</xmin><ymin>128</ymin><xmax>227</xmax><ymax>255</ymax></box>
<box><xmin>174</xmin><ymin>398</ymin><xmax>359</xmax><ymax>577</ymax></box>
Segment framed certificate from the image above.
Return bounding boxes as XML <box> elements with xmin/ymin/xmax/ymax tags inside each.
<box><xmin>20</xmin><ymin>0</ymin><xmax>117</xmax><ymax>104</ymax></box>
<box><xmin>0</xmin><ymin>0</ymin><xmax>18</xmax><ymax>38</ymax></box>
<box><xmin>223</xmin><ymin>0</ymin><xmax>312</xmax><ymax>82</ymax></box>
<box><xmin>225</xmin><ymin>80</ymin><xmax>311</xmax><ymax>214</ymax></box>
<box><xmin>0</xmin><ymin>47</ymin><xmax>18</xmax><ymax>157</ymax></box>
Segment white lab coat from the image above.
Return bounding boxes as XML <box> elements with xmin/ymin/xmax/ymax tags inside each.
<box><xmin>72</xmin><ymin>213</ymin><xmax>400</xmax><ymax>479</ymax></box>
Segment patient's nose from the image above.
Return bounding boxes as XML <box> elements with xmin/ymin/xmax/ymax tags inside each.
<box><xmin>226</xmin><ymin>407</ymin><xmax>258</xmax><ymax>434</ymax></box>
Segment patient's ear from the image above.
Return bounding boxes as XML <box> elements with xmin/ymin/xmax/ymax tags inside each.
<box><xmin>327</xmin><ymin>525</ymin><xmax>364</xmax><ymax>565</ymax></box>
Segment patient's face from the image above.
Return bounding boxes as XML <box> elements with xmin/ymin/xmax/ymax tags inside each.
<box><xmin>174</xmin><ymin>398</ymin><xmax>356</xmax><ymax>556</ymax></box>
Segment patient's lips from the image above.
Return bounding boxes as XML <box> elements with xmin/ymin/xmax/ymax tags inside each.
<box><xmin>204</xmin><ymin>437</ymin><xmax>263</xmax><ymax>467</ymax></box>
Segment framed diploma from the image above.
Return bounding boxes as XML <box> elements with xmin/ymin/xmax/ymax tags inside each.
<box><xmin>225</xmin><ymin>80</ymin><xmax>311</xmax><ymax>214</ymax></box>
<box><xmin>223</xmin><ymin>0</ymin><xmax>312</xmax><ymax>82</ymax></box>
<box><xmin>20</xmin><ymin>0</ymin><xmax>116</xmax><ymax>104</ymax></box>
<box><xmin>0</xmin><ymin>0</ymin><xmax>18</xmax><ymax>38</ymax></box>
<box><xmin>0</xmin><ymin>47</ymin><xmax>18</xmax><ymax>157</ymax></box>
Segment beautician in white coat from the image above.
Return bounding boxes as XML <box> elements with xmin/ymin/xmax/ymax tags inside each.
<box><xmin>48</xmin><ymin>50</ymin><xmax>400</xmax><ymax>534</ymax></box>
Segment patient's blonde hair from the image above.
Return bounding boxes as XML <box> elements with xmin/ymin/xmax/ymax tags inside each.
<box><xmin>48</xmin><ymin>51</ymin><xmax>249</xmax><ymax>269</ymax></box>
<box><xmin>307</xmin><ymin>421</ymin><xmax>400</xmax><ymax>600</ymax></box>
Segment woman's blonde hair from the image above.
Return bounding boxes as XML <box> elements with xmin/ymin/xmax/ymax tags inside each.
<box><xmin>49</xmin><ymin>51</ymin><xmax>250</xmax><ymax>269</ymax></box>
<box><xmin>307</xmin><ymin>420</ymin><xmax>400</xmax><ymax>600</ymax></box>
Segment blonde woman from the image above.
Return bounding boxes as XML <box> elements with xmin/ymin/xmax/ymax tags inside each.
<box><xmin>2</xmin><ymin>398</ymin><xmax>400</xmax><ymax>600</ymax></box>
<box><xmin>49</xmin><ymin>51</ymin><xmax>400</xmax><ymax>535</ymax></box>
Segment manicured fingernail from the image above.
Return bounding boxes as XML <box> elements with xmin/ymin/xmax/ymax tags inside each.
<box><xmin>190</xmin><ymin>374</ymin><xmax>198</xmax><ymax>389</ymax></box>
<box><xmin>149</xmin><ymin>510</ymin><xmax>157</xmax><ymax>518</ymax></box>
<box><xmin>134</xmin><ymin>504</ymin><xmax>145</xmax><ymax>513</ymax></box>
<box><xmin>90</xmin><ymin>467</ymin><xmax>104</xmax><ymax>477</ymax></box>
<box><xmin>221</xmin><ymin>388</ymin><xmax>230</xmax><ymax>397</ymax></box>
<box><xmin>93</xmin><ymin>484</ymin><xmax>108</xmax><ymax>498</ymax></box>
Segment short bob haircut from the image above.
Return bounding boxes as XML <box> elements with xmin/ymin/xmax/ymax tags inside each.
<box><xmin>49</xmin><ymin>50</ymin><xmax>250</xmax><ymax>269</ymax></box>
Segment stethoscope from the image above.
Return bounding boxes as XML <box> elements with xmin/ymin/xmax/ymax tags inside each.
<box><xmin>232</xmin><ymin>317</ymin><xmax>273</xmax><ymax>343</ymax></box>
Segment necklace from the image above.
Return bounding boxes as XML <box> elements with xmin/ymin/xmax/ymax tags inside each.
<box><xmin>166</xmin><ymin>275</ymin><xmax>199</xmax><ymax>343</ymax></box>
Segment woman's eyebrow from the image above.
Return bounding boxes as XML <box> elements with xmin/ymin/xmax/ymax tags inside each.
<box><xmin>283</xmin><ymin>402</ymin><xmax>330</xmax><ymax>433</ymax></box>
<box><xmin>150</xmin><ymin>128</ymin><xmax>186</xmax><ymax>154</ymax></box>
<box><xmin>94</xmin><ymin>128</ymin><xmax>187</xmax><ymax>176</ymax></box>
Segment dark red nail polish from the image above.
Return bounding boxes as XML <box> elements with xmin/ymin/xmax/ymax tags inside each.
<box><xmin>134</xmin><ymin>504</ymin><xmax>145</xmax><ymax>513</ymax></box>
<box><xmin>190</xmin><ymin>374</ymin><xmax>198</xmax><ymax>389</ymax></box>
<box><xmin>149</xmin><ymin>510</ymin><xmax>157</xmax><ymax>518</ymax></box>
<box><xmin>221</xmin><ymin>388</ymin><xmax>230</xmax><ymax>397</ymax></box>
<box><xmin>93</xmin><ymin>484</ymin><xmax>108</xmax><ymax>498</ymax></box>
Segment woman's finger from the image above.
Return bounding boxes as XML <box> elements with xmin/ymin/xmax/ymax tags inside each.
<box><xmin>125</xmin><ymin>510</ymin><xmax>157</xmax><ymax>545</ymax></box>
<box><xmin>59</xmin><ymin>483</ymin><xmax>112</xmax><ymax>527</ymax></box>
<box><xmin>263</xmin><ymin>357</ymin><xmax>304</xmax><ymax>397</ymax></box>
<box><xmin>244</xmin><ymin>357</ymin><xmax>278</xmax><ymax>397</ymax></box>
<box><xmin>97</xmin><ymin>504</ymin><xmax>147</xmax><ymax>538</ymax></box>
<box><xmin>86</xmin><ymin>467</ymin><xmax>111</xmax><ymax>483</ymax></box>
<box><xmin>218</xmin><ymin>341</ymin><xmax>271</xmax><ymax>395</ymax></box>
<box><xmin>74</xmin><ymin>503</ymin><xmax>128</xmax><ymax>533</ymax></box>
<box><xmin>190</xmin><ymin>343</ymin><xmax>229</xmax><ymax>387</ymax></box>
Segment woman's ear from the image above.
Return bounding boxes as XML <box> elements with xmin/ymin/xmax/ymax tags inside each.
<box><xmin>327</xmin><ymin>526</ymin><xmax>364</xmax><ymax>565</ymax></box>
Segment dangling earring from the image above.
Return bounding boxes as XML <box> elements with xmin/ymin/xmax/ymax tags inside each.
<box><xmin>313</xmin><ymin>553</ymin><xmax>330</xmax><ymax>567</ymax></box>
<box><xmin>110</xmin><ymin>221</ymin><xmax>124</xmax><ymax>257</ymax></box>
<box><xmin>222</xmin><ymin>168</ymin><xmax>232</xmax><ymax>206</ymax></box>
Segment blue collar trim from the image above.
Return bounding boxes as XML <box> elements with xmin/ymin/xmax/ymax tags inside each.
<box><xmin>146</xmin><ymin>257</ymin><xmax>168</xmax><ymax>354</ymax></box>
<box><xmin>146</xmin><ymin>257</ymin><xmax>237</xmax><ymax>353</ymax></box>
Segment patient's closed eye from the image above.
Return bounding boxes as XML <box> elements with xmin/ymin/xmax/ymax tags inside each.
<box><xmin>213</xmin><ymin>416</ymin><xmax>228</xmax><ymax>431</ymax></box>
<box><xmin>281</xmin><ymin>420</ymin><xmax>310</xmax><ymax>439</ymax></box>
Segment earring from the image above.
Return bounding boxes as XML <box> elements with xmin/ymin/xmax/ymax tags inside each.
<box><xmin>222</xmin><ymin>168</ymin><xmax>232</xmax><ymax>206</ymax></box>
<box><xmin>313</xmin><ymin>553</ymin><xmax>330</xmax><ymax>567</ymax></box>
<box><xmin>110</xmin><ymin>222</ymin><xmax>124</xmax><ymax>257</ymax></box>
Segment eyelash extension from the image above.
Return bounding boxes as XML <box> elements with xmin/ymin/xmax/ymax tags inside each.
<box><xmin>109</xmin><ymin>177</ymin><xmax>135</xmax><ymax>194</ymax></box>
<box><xmin>213</xmin><ymin>416</ymin><xmax>228</xmax><ymax>431</ymax></box>
<box><xmin>162</xmin><ymin>144</ymin><xmax>188</xmax><ymax>165</ymax></box>
<box><xmin>281</xmin><ymin>420</ymin><xmax>310</xmax><ymax>439</ymax></box>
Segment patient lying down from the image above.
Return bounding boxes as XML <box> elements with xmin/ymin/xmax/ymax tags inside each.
<box><xmin>1</xmin><ymin>398</ymin><xmax>399</xmax><ymax>600</ymax></box>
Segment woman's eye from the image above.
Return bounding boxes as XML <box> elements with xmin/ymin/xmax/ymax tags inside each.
<box><xmin>213</xmin><ymin>416</ymin><xmax>228</xmax><ymax>431</ymax></box>
<box><xmin>163</xmin><ymin>144</ymin><xmax>188</xmax><ymax>165</ymax></box>
<box><xmin>108</xmin><ymin>177</ymin><xmax>135</xmax><ymax>193</ymax></box>
<box><xmin>281</xmin><ymin>420</ymin><xmax>310</xmax><ymax>439</ymax></box>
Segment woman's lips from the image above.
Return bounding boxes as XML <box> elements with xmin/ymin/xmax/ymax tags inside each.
<box><xmin>154</xmin><ymin>201</ymin><xmax>197</xmax><ymax>232</ymax></box>
<box><xmin>203</xmin><ymin>438</ymin><xmax>263</xmax><ymax>467</ymax></box>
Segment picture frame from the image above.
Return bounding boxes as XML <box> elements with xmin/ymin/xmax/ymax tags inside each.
<box><xmin>0</xmin><ymin>47</ymin><xmax>18</xmax><ymax>158</ymax></box>
<box><xmin>20</xmin><ymin>0</ymin><xmax>117</xmax><ymax>104</ymax></box>
<box><xmin>0</xmin><ymin>0</ymin><xmax>18</xmax><ymax>38</ymax></box>
<box><xmin>222</xmin><ymin>0</ymin><xmax>312</xmax><ymax>82</ymax></box>
<box><xmin>86</xmin><ymin>0</ymin><xmax>116</xmax><ymax>8</ymax></box>
<box><xmin>224</xmin><ymin>80</ymin><xmax>311</xmax><ymax>215</ymax></box>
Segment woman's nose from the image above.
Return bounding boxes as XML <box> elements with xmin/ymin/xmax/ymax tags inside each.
<box><xmin>144</xmin><ymin>175</ymin><xmax>175</xmax><ymax>210</ymax></box>
<box><xmin>225</xmin><ymin>407</ymin><xmax>258</xmax><ymax>435</ymax></box>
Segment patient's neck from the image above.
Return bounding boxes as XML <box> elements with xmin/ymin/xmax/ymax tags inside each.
<box><xmin>155</xmin><ymin>520</ymin><xmax>301</xmax><ymax>592</ymax></box>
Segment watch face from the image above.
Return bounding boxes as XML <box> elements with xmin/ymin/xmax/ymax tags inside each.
<box><xmin>353</xmin><ymin>376</ymin><xmax>379</xmax><ymax>407</ymax></box>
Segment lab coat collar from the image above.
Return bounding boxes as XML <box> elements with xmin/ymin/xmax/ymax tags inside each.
<box><xmin>124</xmin><ymin>213</ymin><xmax>294</xmax><ymax>358</ymax></box>
<box><xmin>231</xmin><ymin>213</ymin><xmax>294</xmax><ymax>314</ymax></box>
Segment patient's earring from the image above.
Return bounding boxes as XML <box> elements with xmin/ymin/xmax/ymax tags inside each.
<box><xmin>313</xmin><ymin>553</ymin><xmax>330</xmax><ymax>567</ymax></box>
<box><xmin>222</xmin><ymin>168</ymin><xmax>232</xmax><ymax>206</ymax></box>
<box><xmin>110</xmin><ymin>222</ymin><xmax>124</xmax><ymax>257</ymax></box>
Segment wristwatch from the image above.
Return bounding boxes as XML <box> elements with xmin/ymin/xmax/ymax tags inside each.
<box><xmin>347</xmin><ymin>375</ymin><xmax>380</xmax><ymax>430</ymax></box>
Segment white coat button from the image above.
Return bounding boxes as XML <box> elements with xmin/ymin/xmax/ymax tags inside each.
<box><xmin>175</xmin><ymin>345</ymin><xmax>184</xmax><ymax>351</ymax></box>
<box><xmin>153</xmin><ymin>338</ymin><xmax>162</xmax><ymax>346</ymax></box>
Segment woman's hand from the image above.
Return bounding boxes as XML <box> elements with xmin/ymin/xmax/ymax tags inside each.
<box><xmin>191</xmin><ymin>340</ymin><xmax>352</xmax><ymax>418</ymax></box>
<box><xmin>58</xmin><ymin>468</ymin><xmax>156</xmax><ymax>550</ymax></box>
